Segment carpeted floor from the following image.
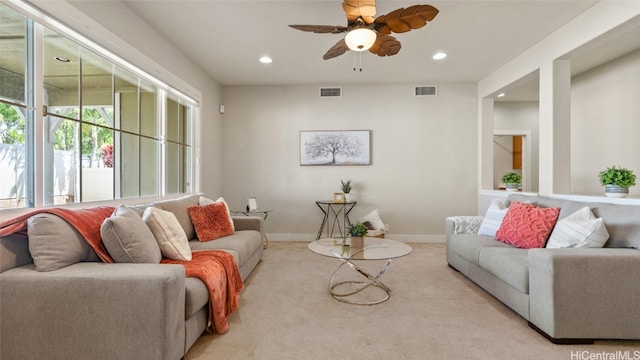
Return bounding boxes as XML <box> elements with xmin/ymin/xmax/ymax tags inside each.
<box><xmin>185</xmin><ymin>242</ymin><xmax>640</xmax><ymax>360</ymax></box>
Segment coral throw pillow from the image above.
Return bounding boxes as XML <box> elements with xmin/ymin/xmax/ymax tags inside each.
<box><xmin>188</xmin><ymin>202</ymin><xmax>235</xmax><ymax>242</ymax></box>
<box><xmin>495</xmin><ymin>201</ymin><xmax>560</xmax><ymax>249</ymax></box>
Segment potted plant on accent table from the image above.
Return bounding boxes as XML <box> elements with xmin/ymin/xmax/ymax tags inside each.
<box><xmin>347</xmin><ymin>222</ymin><xmax>368</xmax><ymax>249</ymax></box>
<box><xmin>341</xmin><ymin>179</ymin><xmax>352</xmax><ymax>202</ymax></box>
<box><xmin>598</xmin><ymin>166</ymin><xmax>637</xmax><ymax>198</ymax></box>
<box><xmin>502</xmin><ymin>172</ymin><xmax>522</xmax><ymax>192</ymax></box>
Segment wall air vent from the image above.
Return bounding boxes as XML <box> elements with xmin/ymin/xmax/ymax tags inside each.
<box><xmin>414</xmin><ymin>85</ymin><xmax>437</xmax><ymax>97</ymax></box>
<box><xmin>319</xmin><ymin>87</ymin><xmax>342</xmax><ymax>98</ymax></box>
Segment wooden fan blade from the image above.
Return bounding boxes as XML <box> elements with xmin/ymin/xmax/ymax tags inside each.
<box><xmin>342</xmin><ymin>0</ymin><xmax>376</xmax><ymax>24</ymax></box>
<box><xmin>369</xmin><ymin>34</ymin><xmax>401</xmax><ymax>57</ymax></box>
<box><xmin>289</xmin><ymin>25</ymin><xmax>348</xmax><ymax>34</ymax></box>
<box><xmin>374</xmin><ymin>5</ymin><xmax>439</xmax><ymax>34</ymax></box>
<box><xmin>323</xmin><ymin>39</ymin><xmax>350</xmax><ymax>60</ymax></box>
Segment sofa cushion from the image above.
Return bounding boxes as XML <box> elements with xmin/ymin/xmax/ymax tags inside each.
<box><xmin>478</xmin><ymin>247</ymin><xmax>530</xmax><ymax>294</ymax></box>
<box><xmin>143</xmin><ymin>207</ymin><xmax>192</xmax><ymax>261</ymax></box>
<box><xmin>27</xmin><ymin>213</ymin><xmax>100</xmax><ymax>271</ymax></box>
<box><xmin>591</xmin><ymin>202</ymin><xmax>640</xmax><ymax>249</ymax></box>
<box><xmin>188</xmin><ymin>202</ymin><xmax>235</xmax><ymax>242</ymax></box>
<box><xmin>101</xmin><ymin>206</ymin><xmax>162</xmax><ymax>263</ymax></box>
<box><xmin>477</xmin><ymin>199</ymin><xmax>508</xmax><ymax>237</ymax></box>
<box><xmin>448</xmin><ymin>234</ymin><xmax>512</xmax><ymax>266</ymax></box>
<box><xmin>495</xmin><ymin>202</ymin><xmax>560</xmax><ymax>249</ymax></box>
<box><xmin>122</xmin><ymin>204</ymin><xmax>148</xmax><ymax>217</ymax></box>
<box><xmin>152</xmin><ymin>194</ymin><xmax>200</xmax><ymax>240</ymax></box>
<box><xmin>546</xmin><ymin>206</ymin><xmax>609</xmax><ymax>249</ymax></box>
<box><xmin>185</xmin><ymin>276</ymin><xmax>210</xmax><ymax>319</ymax></box>
<box><xmin>189</xmin><ymin>230</ymin><xmax>259</xmax><ymax>266</ymax></box>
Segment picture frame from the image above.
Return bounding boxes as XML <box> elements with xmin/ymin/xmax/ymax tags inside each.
<box><xmin>300</xmin><ymin>130</ymin><xmax>371</xmax><ymax>166</ymax></box>
<box><xmin>248</xmin><ymin>197</ymin><xmax>258</xmax><ymax>211</ymax></box>
<box><xmin>333</xmin><ymin>192</ymin><xmax>345</xmax><ymax>203</ymax></box>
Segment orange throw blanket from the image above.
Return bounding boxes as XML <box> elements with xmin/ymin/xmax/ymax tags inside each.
<box><xmin>0</xmin><ymin>207</ymin><xmax>116</xmax><ymax>262</ymax></box>
<box><xmin>0</xmin><ymin>206</ymin><xmax>243</xmax><ymax>334</ymax></box>
<box><xmin>163</xmin><ymin>251</ymin><xmax>243</xmax><ymax>334</ymax></box>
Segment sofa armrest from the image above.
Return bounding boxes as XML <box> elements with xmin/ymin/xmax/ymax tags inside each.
<box><xmin>528</xmin><ymin>248</ymin><xmax>640</xmax><ymax>340</ymax></box>
<box><xmin>0</xmin><ymin>262</ymin><xmax>186</xmax><ymax>360</ymax></box>
<box><xmin>232</xmin><ymin>216</ymin><xmax>263</xmax><ymax>233</ymax></box>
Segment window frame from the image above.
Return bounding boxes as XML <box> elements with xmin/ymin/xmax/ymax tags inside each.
<box><xmin>0</xmin><ymin>0</ymin><xmax>200</xmax><ymax>212</ymax></box>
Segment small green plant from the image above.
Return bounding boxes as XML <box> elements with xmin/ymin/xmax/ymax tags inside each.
<box><xmin>502</xmin><ymin>172</ymin><xmax>522</xmax><ymax>184</ymax></box>
<box><xmin>347</xmin><ymin>223</ymin><xmax>368</xmax><ymax>237</ymax></box>
<box><xmin>598</xmin><ymin>166</ymin><xmax>637</xmax><ymax>187</ymax></box>
<box><xmin>341</xmin><ymin>179</ymin><xmax>352</xmax><ymax>193</ymax></box>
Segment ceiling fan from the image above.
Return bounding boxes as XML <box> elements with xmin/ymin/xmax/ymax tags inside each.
<box><xmin>289</xmin><ymin>0</ymin><xmax>439</xmax><ymax>60</ymax></box>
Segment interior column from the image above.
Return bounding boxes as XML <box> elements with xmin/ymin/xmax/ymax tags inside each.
<box><xmin>539</xmin><ymin>59</ymin><xmax>571</xmax><ymax>195</ymax></box>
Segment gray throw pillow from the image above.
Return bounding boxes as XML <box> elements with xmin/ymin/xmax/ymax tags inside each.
<box><xmin>101</xmin><ymin>206</ymin><xmax>162</xmax><ymax>263</ymax></box>
<box><xmin>28</xmin><ymin>213</ymin><xmax>100</xmax><ymax>271</ymax></box>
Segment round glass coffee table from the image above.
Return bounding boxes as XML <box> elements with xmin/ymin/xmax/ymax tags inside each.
<box><xmin>308</xmin><ymin>237</ymin><xmax>412</xmax><ymax>305</ymax></box>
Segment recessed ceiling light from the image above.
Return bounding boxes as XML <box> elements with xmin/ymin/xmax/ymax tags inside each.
<box><xmin>259</xmin><ymin>56</ymin><xmax>272</xmax><ymax>64</ymax></box>
<box><xmin>497</xmin><ymin>93</ymin><xmax>506</xmax><ymax>98</ymax></box>
<box><xmin>432</xmin><ymin>52</ymin><xmax>447</xmax><ymax>60</ymax></box>
<box><xmin>54</xmin><ymin>56</ymin><xmax>71</xmax><ymax>63</ymax></box>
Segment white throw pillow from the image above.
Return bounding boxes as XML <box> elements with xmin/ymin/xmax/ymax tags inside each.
<box><xmin>477</xmin><ymin>199</ymin><xmax>508</xmax><ymax>237</ymax></box>
<box><xmin>200</xmin><ymin>196</ymin><xmax>235</xmax><ymax>231</ymax></box>
<box><xmin>546</xmin><ymin>206</ymin><xmax>609</xmax><ymax>248</ymax></box>
<box><xmin>360</xmin><ymin>209</ymin><xmax>386</xmax><ymax>231</ymax></box>
<box><xmin>143</xmin><ymin>207</ymin><xmax>192</xmax><ymax>261</ymax></box>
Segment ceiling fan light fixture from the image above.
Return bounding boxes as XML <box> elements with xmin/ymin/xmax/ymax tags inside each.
<box><xmin>344</xmin><ymin>27</ymin><xmax>377</xmax><ymax>52</ymax></box>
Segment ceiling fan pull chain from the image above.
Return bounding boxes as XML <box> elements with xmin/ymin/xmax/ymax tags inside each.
<box><xmin>353</xmin><ymin>51</ymin><xmax>357</xmax><ymax>71</ymax></box>
<box><xmin>352</xmin><ymin>52</ymin><xmax>364</xmax><ymax>72</ymax></box>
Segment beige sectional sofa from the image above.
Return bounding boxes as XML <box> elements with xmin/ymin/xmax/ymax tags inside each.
<box><xmin>0</xmin><ymin>194</ymin><xmax>264</xmax><ymax>360</ymax></box>
<box><xmin>446</xmin><ymin>194</ymin><xmax>640</xmax><ymax>343</ymax></box>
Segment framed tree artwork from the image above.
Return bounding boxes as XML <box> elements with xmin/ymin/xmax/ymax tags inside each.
<box><xmin>300</xmin><ymin>130</ymin><xmax>371</xmax><ymax>166</ymax></box>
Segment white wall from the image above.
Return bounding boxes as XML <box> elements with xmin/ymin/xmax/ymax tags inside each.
<box><xmin>571</xmin><ymin>49</ymin><xmax>640</xmax><ymax>196</ymax></box>
<box><xmin>220</xmin><ymin>83</ymin><xmax>478</xmax><ymax>241</ymax></box>
<box><xmin>478</xmin><ymin>1</ymin><xmax>640</xmax><ymax>198</ymax></box>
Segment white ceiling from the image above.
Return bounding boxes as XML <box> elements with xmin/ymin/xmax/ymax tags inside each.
<box><xmin>119</xmin><ymin>0</ymin><xmax>602</xmax><ymax>87</ymax></box>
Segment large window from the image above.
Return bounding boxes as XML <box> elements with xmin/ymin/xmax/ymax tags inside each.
<box><xmin>0</xmin><ymin>2</ymin><xmax>197</xmax><ymax>209</ymax></box>
<box><xmin>0</xmin><ymin>4</ymin><xmax>29</xmax><ymax>208</ymax></box>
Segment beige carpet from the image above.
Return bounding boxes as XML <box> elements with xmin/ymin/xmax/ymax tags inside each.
<box><xmin>185</xmin><ymin>242</ymin><xmax>640</xmax><ymax>360</ymax></box>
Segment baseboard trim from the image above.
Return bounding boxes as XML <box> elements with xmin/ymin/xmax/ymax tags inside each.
<box><xmin>527</xmin><ymin>322</ymin><xmax>595</xmax><ymax>345</ymax></box>
<box><xmin>266</xmin><ymin>233</ymin><xmax>445</xmax><ymax>243</ymax></box>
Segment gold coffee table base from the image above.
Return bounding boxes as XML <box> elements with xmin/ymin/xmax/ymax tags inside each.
<box><xmin>328</xmin><ymin>256</ymin><xmax>393</xmax><ymax>305</ymax></box>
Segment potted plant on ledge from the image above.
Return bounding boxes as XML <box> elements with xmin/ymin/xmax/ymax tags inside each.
<box><xmin>598</xmin><ymin>166</ymin><xmax>636</xmax><ymax>198</ymax></box>
<box><xmin>502</xmin><ymin>172</ymin><xmax>522</xmax><ymax>192</ymax></box>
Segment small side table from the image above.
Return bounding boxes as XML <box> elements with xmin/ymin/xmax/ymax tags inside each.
<box><xmin>315</xmin><ymin>201</ymin><xmax>357</xmax><ymax>240</ymax></box>
<box><xmin>231</xmin><ymin>209</ymin><xmax>273</xmax><ymax>248</ymax></box>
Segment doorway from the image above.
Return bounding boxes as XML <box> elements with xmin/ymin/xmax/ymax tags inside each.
<box><xmin>493</xmin><ymin>130</ymin><xmax>531</xmax><ymax>192</ymax></box>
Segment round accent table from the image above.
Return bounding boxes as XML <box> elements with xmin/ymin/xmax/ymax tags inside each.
<box><xmin>308</xmin><ymin>237</ymin><xmax>412</xmax><ymax>305</ymax></box>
